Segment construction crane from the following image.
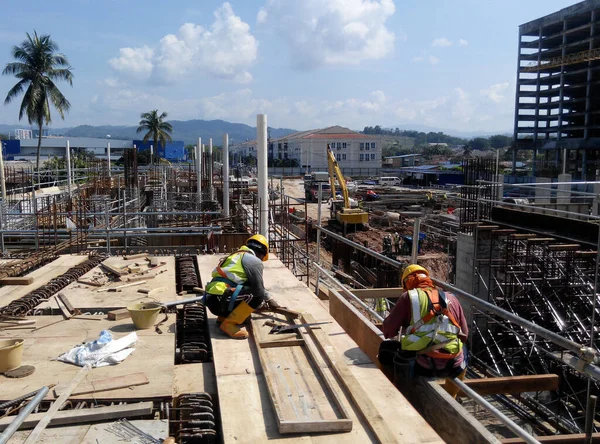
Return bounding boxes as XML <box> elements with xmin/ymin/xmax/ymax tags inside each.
<box><xmin>326</xmin><ymin>143</ymin><xmax>369</xmax><ymax>232</ymax></box>
<box><xmin>521</xmin><ymin>47</ymin><xmax>600</xmax><ymax>72</ymax></box>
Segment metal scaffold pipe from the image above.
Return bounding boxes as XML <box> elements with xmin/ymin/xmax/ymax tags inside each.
<box><xmin>196</xmin><ymin>137</ymin><xmax>202</xmax><ymax>204</ymax></box>
<box><xmin>0</xmin><ymin>386</ymin><xmax>49</xmax><ymax>444</ymax></box>
<box><xmin>0</xmin><ymin>140</ymin><xmax>5</xmax><ymax>201</ymax></box>
<box><xmin>66</xmin><ymin>140</ymin><xmax>72</xmax><ymax>197</ymax></box>
<box><xmin>208</xmin><ymin>138</ymin><xmax>214</xmax><ymax>201</ymax></box>
<box><xmin>315</xmin><ymin>224</ymin><xmax>600</xmax><ymax>380</ymax></box>
<box><xmin>449</xmin><ymin>378</ymin><xmax>541</xmax><ymax>444</ymax></box>
<box><xmin>223</xmin><ymin>133</ymin><xmax>229</xmax><ymax>216</ymax></box>
<box><xmin>107</xmin><ymin>142</ymin><xmax>111</xmax><ymax>178</ymax></box>
<box><xmin>257</xmin><ymin>114</ymin><xmax>268</xmax><ymax>237</ymax></box>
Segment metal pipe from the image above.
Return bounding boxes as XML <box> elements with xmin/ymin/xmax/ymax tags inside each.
<box><xmin>450</xmin><ymin>378</ymin><xmax>540</xmax><ymax>444</ymax></box>
<box><xmin>315</xmin><ymin>225</ymin><xmax>600</xmax><ymax>374</ymax></box>
<box><xmin>0</xmin><ymin>141</ymin><xmax>6</xmax><ymax>201</ymax></box>
<box><xmin>65</xmin><ymin>140</ymin><xmax>72</xmax><ymax>197</ymax></box>
<box><xmin>0</xmin><ymin>386</ymin><xmax>49</xmax><ymax>444</ymax></box>
<box><xmin>208</xmin><ymin>138</ymin><xmax>214</xmax><ymax>201</ymax></box>
<box><xmin>584</xmin><ymin>395</ymin><xmax>597</xmax><ymax>444</ymax></box>
<box><xmin>223</xmin><ymin>133</ymin><xmax>229</xmax><ymax>217</ymax></box>
<box><xmin>315</xmin><ymin>182</ymin><xmax>323</xmax><ymax>297</ymax></box>
<box><xmin>196</xmin><ymin>138</ymin><xmax>202</xmax><ymax>204</ymax></box>
<box><xmin>411</xmin><ymin>217</ymin><xmax>420</xmax><ymax>263</ymax></box>
<box><xmin>313</xmin><ymin>262</ymin><xmax>384</xmax><ymax>322</ymax></box>
<box><xmin>257</xmin><ymin>114</ymin><xmax>268</xmax><ymax>237</ymax></box>
<box><xmin>107</xmin><ymin>142</ymin><xmax>111</xmax><ymax>178</ymax></box>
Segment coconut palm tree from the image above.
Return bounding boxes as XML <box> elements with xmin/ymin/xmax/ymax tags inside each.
<box><xmin>136</xmin><ymin>110</ymin><xmax>173</xmax><ymax>164</ymax></box>
<box><xmin>3</xmin><ymin>31</ymin><xmax>73</xmax><ymax>181</ymax></box>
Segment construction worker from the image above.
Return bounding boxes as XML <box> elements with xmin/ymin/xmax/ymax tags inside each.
<box><xmin>382</xmin><ymin>264</ymin><xmax>468</xmax><ymax>383</ymax></box>
<box><xmin>204</xmin><ymin>234</ymin><xmax>280</xmax><ymax>339</ymax></box>
<box><xmin>393</xmin><ymin>232</ymin><xmax>401</xmax><ymax>254</ymax></box>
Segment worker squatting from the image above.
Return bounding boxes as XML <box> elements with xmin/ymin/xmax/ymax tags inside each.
<box><xmin>203</xmin><ymin>239</ymin><xmax>468</xmax><ymax>386</ymax></box>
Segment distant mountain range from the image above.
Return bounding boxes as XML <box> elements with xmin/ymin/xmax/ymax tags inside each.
<box><xmin>0</xmin><ymin>120</ymin><xmax>297</xmax><ymax>146</ymax></box>
<box><xmin>0</xmin><ymin>119</ymin><xmax>511</xmax><ymax>145</ymax></box>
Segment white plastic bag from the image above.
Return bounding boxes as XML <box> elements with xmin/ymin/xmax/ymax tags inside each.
<box><xmin>58</xmin><ymin>330</ymin><xmax>138</xmax><ymax>368</ymax></box>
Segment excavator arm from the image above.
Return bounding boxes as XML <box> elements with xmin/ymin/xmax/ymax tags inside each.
<box><xmin>326</xmin><ymin>144</ymin><xmax>350</xmax><ymax>209</ymax></box>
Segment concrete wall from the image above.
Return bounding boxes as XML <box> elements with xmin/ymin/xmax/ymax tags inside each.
<box><xmin>455</xmin><ymin>232</ymin><xmax>476</xmax><ymax>326</ymax></box>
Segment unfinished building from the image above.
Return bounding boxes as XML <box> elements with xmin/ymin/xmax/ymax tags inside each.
<box><xmin>514</xmin><ymin>0</ymin><xmax>600</xmax><ymax>178</ymax></box>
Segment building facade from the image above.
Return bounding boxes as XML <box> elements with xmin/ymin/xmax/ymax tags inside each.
<box><xmin>230</xmin><ymin>126</ymin><xmax>382</xmax><ymax>173</ymax></box>
<box><xmin>514</xmin><ymin>0</ymin><xmax>600</xmax><ymax>178</ymax></box>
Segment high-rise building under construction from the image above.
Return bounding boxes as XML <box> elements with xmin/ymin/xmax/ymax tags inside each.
<box><xmin>514</xmin><ymin>0</ymin><xmax>600</xmax><ymax>178</ymax></box>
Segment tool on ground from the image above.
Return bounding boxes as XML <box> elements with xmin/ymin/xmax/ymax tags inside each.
<box><xmin>97</xmin><ymin>281</ymin><xmax>146</xmax><ymax>292</ymax></box>
<box><xmin>267</xmin><ymin>321</ymin><xmax>331</xmax><ymax>334</ymax></box>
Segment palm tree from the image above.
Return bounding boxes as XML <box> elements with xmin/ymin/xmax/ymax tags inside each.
<box><xmin>136</xmin><ymin>110</ymin><xmax>173</xmax><ymax>164</ymax></box>
<box><xmin>3</xmin><ymin>31</ymin><xmax>73</xmax><ymax>181</ymax></box>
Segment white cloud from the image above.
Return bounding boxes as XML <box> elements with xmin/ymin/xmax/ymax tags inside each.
<box><xmin>432</xmin><ymin>37</ymin><xmax>452</xmax><ymax>48</ymax></box>
<box><xmin>428</xmin><ymin>55</ymin><xmax>440</xmax><ymax>65</ymax></box>
<box><xmin>258</xmin><ymin>0</ymin><xmax>396</xmax><ymax>68</ymax></box>
<box><xmin>459</xmin><ymin>38</ymin><xmax>468</xmax><ymax>46</ymax></box>
<box><xmin>412</xmin><ymin>54</ymin><xmax>439</xmax><ymax>65</ymax></box>
<box><xmin>108</xmin><ymin>3</ymin><xmax>257</xmax><ymax>84</ymax></box>
<box><xmin>481</xmin><ymin>82</ymin><xmax>510</xmax><ymax>103</ymax></box>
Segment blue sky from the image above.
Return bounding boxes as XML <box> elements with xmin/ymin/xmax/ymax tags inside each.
<box><xmin>0</xmin><ymin>0</ymin><xmax>581</xmax><ymax>133</ymax></box>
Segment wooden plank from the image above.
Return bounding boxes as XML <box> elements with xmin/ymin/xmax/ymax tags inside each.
<box><xmin>350</xmin><ymin>287</ymin><xmax>403</xmax><ymax>300</ymax></box>
<box><xmin>107</xmin><ymin>308</ymin><xmax>130</xmax><ymax>320</ymax></box>
<box><xmin>302</xmin><ymin>313</ymin><xmax>398</xmax><ymax>443</ymax></box>
<box><xmin>259</xmin><ymin>339</ymin><xmax>305</xmax><ymax>348</ymax></box>
<box><xmin>54</xmin><ymin>372</ymin><xmax>149</xmax><ymax>397</ymax></box>
<box><xmin>444</xmin><ymin>374</ymin><xmax>560</xmax><ymax>398</ymax></box>
<box><xmin>250</xmin><ymin>318</ymin><xmax>352</xmax><ymax>434</ymax></box>
<box><xmin>327</xmin><ymin>286</ymin><xmax>385</xmax><ymax>366</ymax></box>
<box><xmin>123</xmin><ymin>253</ymin><xmax>149</xmax><ymax>260</ymax></box>
<box><xmin>24</xmin><ymin>364</ymin><xmax>90</xmax><ymax>443</ymax></box>
<box><xmin>77</xmin><ymin>278</ymin><xmax>103</xmax><ymax>287</ymax></box>
<box><xmin>502</xmin><ymin>433</ymin><xmax>600</xmax><ymax>443</ymax></box>
<box><xmin>100</xmin><ymin>262</ymin><xmax>128</xmax><ymax>276</ymax></box>
<box><xmin>401</xmin><ymin>378</ymin><xmax>501</xmax><ymax>444</ymax></box>
<box><xmin>0</xmin><ymin>402</ymin><xmax>153</xmax><ymax>431</ymax></box>
<box><xmin>0</xmin><ymin>277</ymin><xmax>34</xmax><ymax>285</ymax></box>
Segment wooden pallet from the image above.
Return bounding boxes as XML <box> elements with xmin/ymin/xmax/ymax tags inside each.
<box><xmin>250</xmin><ymin>316</ymin><xmax>352</xmax><ymax>434</ymax></box>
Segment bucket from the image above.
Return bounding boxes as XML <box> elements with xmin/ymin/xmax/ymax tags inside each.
<box><xmin>392</xmin><ymin>352</ymin><xmax>414</xmax><ymax>389</ymax></box>
<box><xmin>127</xmin><ymin>303</ymin><xmax>163</xmax><ymax>329</ymax></box>
<box><xmin>0</xmin><ymin>339</ymin><xmax>24</xmax><ymax>373</ymax></box>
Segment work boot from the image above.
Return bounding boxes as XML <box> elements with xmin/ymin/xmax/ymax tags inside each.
<box><xmin>220</xmin><ymin>301</ymin><xmax>254</xmax><ymax>339</ymax></box>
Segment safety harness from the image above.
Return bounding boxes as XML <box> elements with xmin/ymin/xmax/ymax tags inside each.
<box><xmin>404</xmin><ymin>288</ymin><xmax>463</xmax><ymax>359</ymax></box>
<box><xmin>209</xmin><ymin>249</ymin><xmax>250</xmax><ymax>311</ymax></box>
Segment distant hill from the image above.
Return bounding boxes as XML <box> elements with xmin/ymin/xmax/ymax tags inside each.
<box><xmin>0</xmin><ymin>120</ymin><xmax>297</xmax><ymax>146</ymax></box>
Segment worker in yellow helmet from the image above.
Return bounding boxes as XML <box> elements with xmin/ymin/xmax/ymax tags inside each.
<box><xmin>381</xmin><ymin>264</ymin><xmax>468</xmax><ymax>383</ymax></box>
<box><xmin>205</xmin><ymin>234</ymin><xmax>281</xmax><ymax>339</ymax></box>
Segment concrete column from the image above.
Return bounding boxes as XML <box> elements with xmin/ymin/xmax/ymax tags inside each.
<box><xmin>208</xmin><ymin>138</ymin><xmax>214</xmax><ymax>201</ymax></box>
<box><xmin>223</xmin><ymin>133</ymin><xmax>230</xmax><ymax>217</ymax></box>
<box><xmin>66</xmin><ymin>140</ymin><xmax>72</xmax><ymax>197</ymax></box>
<box><xmin>196</xmin><ymin>137</ymin><xmax>202</xmax><ymax>204</ymax></box>
<box><xmin>107</xmin><ymin>142</ymin><xmax>111</xmax><ymax>179</ymax></box>
<box><xmin>557</xmin><ymin>173</ymin><xmax>572</xmax><ymax>205</ymax></box>
<box><xmin>535</xmin><ymin>176</ymin><xmax>551</xmax><ymax>205</ymax></box>
<box><xmin>257</xmin><ymin>114</ymin><xmax>269</xmax><ymax>237</ymax></box>
<box><xmin>495</xmin><ymin>174</ymin><xmax>504</xmax><ymax>201</ymax></box>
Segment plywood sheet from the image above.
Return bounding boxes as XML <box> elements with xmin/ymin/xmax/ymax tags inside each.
<box><xmin>0</xmin><ymin>255</ymin><xmax>88</xmax><ymax>307</ymax></box>
<box><xmin>0</xmin><ymin>315</ymin><xmax>176</xmax><ymax>401</ymax></box>
<box><xmin>37</xmin><ymin>256</ymin><xmax>178</xmax><ymax>310</ymax></box>
<box><xmin>172</xmin><ymin>363</ymin><xmax>216</xmax><ymax>396</ymax></box>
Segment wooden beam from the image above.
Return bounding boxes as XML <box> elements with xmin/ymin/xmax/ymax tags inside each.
<box><xmin>107</xmin><ymin>308</ymin><xmax>130</xmax><ymax>320</ymax></box>
<box><xmin>0</xmin><ymin>277</ymin><xmax>34</xmax><ymax>285</ymax></box>
<box><xmin>258</xmin><ymin>339</ymin><xmax>305</xmax><ymax>348</ymax></box>
<box><xmin>444</xmin><ymin>374</ymin><xmax>560</xmax><ymax>398</ymax></box>
<box><xmin>502</xmin><ymin>434</ymin><xmax>600</xmax><ymax>443</ymax></box>
<box><xmin>350</xmin><ymin>288</ymin><xmax>403</xmax><ymax>300</ymax></box>
<box><xmin>401</xmin><ymin>378</ymin><xmax>501</xmax><ymax>444</ymax></box>
<box><xmin>0</xmin><ymin>402</ymin><xmax>153</xmax><ymax>431</ymax></box>
<box><xmin>24</xmin><ymin>365</ymin><xmax>90</xmax><ymax>443</ymax></box>
<box><xmin>302</xmin><ymin>313</ymin><xmax>398</xmax><ymax>444</ymax></box>
<box><xmin>54</xmin><ymin>372</ymin><xmax>149</xmax><ymax>397</ymax></box>
<box><xmin>327</xmin><ymin>285</ymin><xmax>384</xmax><ymax>367</ymax></box>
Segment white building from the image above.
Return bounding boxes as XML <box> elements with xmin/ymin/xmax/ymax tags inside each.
<box><xmin>230</xmin><ymin>126</ymin><xmax>382</xmax><ymax>173</ymax></box>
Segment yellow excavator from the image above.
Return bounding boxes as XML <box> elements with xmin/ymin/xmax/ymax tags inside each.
<box><xmin>326</xmin><ymin>144</ymin><xmax>369</xmax><ymax>231</ymax></box>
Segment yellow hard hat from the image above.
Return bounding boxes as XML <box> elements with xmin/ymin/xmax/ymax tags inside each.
<box><xmin>401</xmin><ymin>264</ymin><xmax>429</xmax><ymax>285</ymax></box>
<box><xmin>247</xmin><ymin>234</ymin><xmax>269</xmax><ymax>261</ymax></box>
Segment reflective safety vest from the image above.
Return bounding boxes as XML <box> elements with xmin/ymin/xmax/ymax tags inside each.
<box><xmin>401</xmin><ymin>288</ymin><xmax>463</xmax><ymax>359</ymax></box>
<box><xmin>205</xmin><ymin>246</ymin><xmax>255</xmax><ymax>296</ymax></box>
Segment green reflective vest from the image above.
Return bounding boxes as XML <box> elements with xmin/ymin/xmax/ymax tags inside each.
<box><xmin>400</xmin><ymin>288</ymin><xmax>462</xmax><ymax>356</ymax></box>
<box><xmin>205</xmin><ymin>246</ymin><xmax>253</xmax><ymax>296</ymax></box>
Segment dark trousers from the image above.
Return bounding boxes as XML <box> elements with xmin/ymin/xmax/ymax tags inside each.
<box><xmin>205</xmin><ymin>291</ymin><xmax>262</xmax><ymax>317</ymax></box>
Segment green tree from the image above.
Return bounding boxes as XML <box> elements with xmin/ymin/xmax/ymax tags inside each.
<box><xmin>184</xmin><ymin>144</ymin><xmax>195</xmax><ymax>161</ymax></box>
<box><xmin>3</xmin><ymin>31</ymin><xmax>73</xmax><ymax>180</ymax></box>
<box><xmin>489</xmin><ymin>134</ymin><xmax>512</xmax><ymax>149</ymax></box>
<box><xmin>470</xmin><ymin>137</ymin><xmax>491</xmax><ymax>151</ymax></box>
<box><xmin>136</xmin><ymin>110</ymin><xmax>173</xmax><ymax>164</ymax></box>
<box><xmin>462</xmin><ymin>143</ymin><xmax>472</xmax><ymax>158</ymax></box>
